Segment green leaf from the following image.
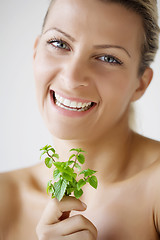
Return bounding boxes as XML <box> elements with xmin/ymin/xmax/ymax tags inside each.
<box><xmin>71</xmin><ymin>178</ymin><xmax>78</xmax><ymax>188</ymax></box>
<box><xmin>54</xmin><ymin>179</ymin><xmax>68</xmax><ymax>201</ymax></box>
<box><xmin>77</xmin><ymin>179</ymin><xmax>86</xmax><ymax>191</ymax></box>
<box><xmin>62</xmin><ymin>172</ymin><xmax>73</xmax><ymax>182</ymax></box>
<box><xmin>79</xmin><ymin>169</ymin><xmax>97</xmax><ymax>177</ymax></box>
<box><xmin>53</xmin><ymin>162</ymin><xmax>62</xmax><ymax>167</ymax></box>
<box><xmin>72</xmin><ymin>173</ymin><xmax>77</xmax><ymax>179</ymax></box>
<box><xmin>46</xmin><ymin>180</ymin><xmax>54</xmax><ymax>195</ymax></box>
<box><xmin>48</xmin><ymin>185</ymin><xmax>54</xmax><ymax>194</ymax></box>
<box><xmin>53</xmin><ymin>162</ymin><xmax>75</xmax><ymax>178</ymax></box>
<box><xmin>77</xmin><ymin>148</ymin><xmax>86</xmax><ymax>153</ymax></box>
<box><xmin>51</xmin><ymin>193</ymin><xmax>55</xmax><ymax>199</ymax></box>
<box><xmin>65</xmin><ymin>186</ymin><xmax>75</xmax><ymax>196</ymax></box>
<box><xmin>70</xmin><ymin>148</ymin><xmax>78</xmax><ymax>152</ymax></box>
<box><xmin>53</xmin><ymin>162</ymin><xmax>64</xmax><ymax>172</ymax></box>
<box><xmin>70</xmin><ymin>148</ymin><xmax>86</xmax><ymax>153</ymax></box>
<box><xmin>47</xmin><ymin>180</ymin><xmax>52</xmax><ymax>186</ymax></box>
<box><xmin>88</xmin><ymin>176</ymin><xmax>98</xmax><ymax>189</ymax></box>
<box><xmin>40</xmin><ymin>150</ymin><xmax>47</xmax><ymax>160</ymax></box>
<box><xmin>53</xmin><ymin>169</ymin><xmax>61</xmax><ymax>180</ymax></box>
<box><xmin>63</xmin><ymin>166</ymin><xmax>74</xmax><ymax>176</ymax></box>
<box><xmin>74</xmin><ymin>189</ymin><xmax>83</xmax><ymax>199</ymax></box>
<box><xmin>69</xmin><ymin>154</ymin><xmax>76</xmax><ymax>161</ymax></box>
<box><xmin>49</xmin><ymin>148</ymin><xmax>55</xmax><ymax>154</ymax></box>
<box><xmin>67</xmin><ymin>161</ymin><xmax>74</xmax><ymax>166</ymax></box>
<box><xmin>40</xmin><ymin>145</ymin><xmax>52</xmax><ymax>151</ymax></box>
<box><xmin>45</xmin><ymin>157</ymin><xmax>53</xmax><ymax>168</ymax></box>
<box><xmin>77</xmin><ymin>154</ymin><xmax>85</xmax><ymax>164</ymax></box>
<box><xmin>61</xmin><ymin>162</ymin><xmax>67</xmax><ymax>168</ymax></box>
<box><xmin>74</xmin><ymin>163</ymin><xmax>81</xmax><ymax>171</ymax></box>
<box><xmin>40</xmin><ymin>146</ymin><xmax>46</xmax><ymax>151</ymax></box>
<box><xmin>52</xmin><ymin>153</ymin><xmax>59</xmax><ymax>159</ymax></box>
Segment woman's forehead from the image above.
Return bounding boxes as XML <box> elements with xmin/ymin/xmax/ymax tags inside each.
<box><xmin>44</xmin><ymin>0</ymin><xmax>143</xmax><ymax>51</ymax></box>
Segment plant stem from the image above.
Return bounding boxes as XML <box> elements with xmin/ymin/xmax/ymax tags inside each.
<box><xmin>72</xmin><ymin>154</ymin><xmax>78</xmax><ymax>169</ymax></box>
<box><xmin>47</xmin><ymin>151</ymin><xmax>55</xmax><ymax>162</ymax></box>
<box><xmin>84</xmin><ymin>176</ymin><xmax>90</xmax><ymax>181</ymax></box>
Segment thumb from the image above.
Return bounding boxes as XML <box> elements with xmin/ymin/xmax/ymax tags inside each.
<box><xmin>38</xmin><ymin>196</ymin><xmax>87</xmax><ymax>226</ymax></box>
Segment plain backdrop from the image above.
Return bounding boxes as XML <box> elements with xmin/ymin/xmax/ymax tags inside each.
<box><xmin>0</xmin><ymin>0</ymin><xmax>160</xmax><ymax>172</ymax></box>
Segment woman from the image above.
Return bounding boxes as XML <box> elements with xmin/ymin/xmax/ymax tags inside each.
<box><xmin>0</xmin><ymin>0</ymin><xmax>160</xmax><ymax>239</ymax></box>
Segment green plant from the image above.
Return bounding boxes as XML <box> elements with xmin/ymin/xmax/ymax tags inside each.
<box><xmin>40</xmin><ymin>145</ymin><xmax>98</xmax><ymax>201</ymax></box>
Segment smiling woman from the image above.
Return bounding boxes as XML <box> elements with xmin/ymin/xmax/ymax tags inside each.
<box><xmin>0</xmin><ymin>0</ymin><xmax>160</xmax><ymax>240</ymax></box>
<box><xmin>33</xmin><ymin>0</ymin><xmax>155</xmax><ymax>142</ymax></box>
<box><xmin>38</xmin><ymin>0</ymin><xmax>160</xmax><ymax>138</ymax></box>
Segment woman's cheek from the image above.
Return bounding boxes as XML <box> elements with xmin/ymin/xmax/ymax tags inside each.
<box><xmin>98</xmin><ymin>71</ymin><xmax>135</xmax><ymax>116</ymax></box>
<box><xmin>34</xmin><ymin>52</ymin><xmax>58</xmax><ymax>89</ymax></box>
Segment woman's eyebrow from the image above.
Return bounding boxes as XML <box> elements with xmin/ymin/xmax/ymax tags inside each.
<box><xmin>93</xmin><ymin>44</ymin><xmax>131</xmax><ymax>58</ymax></box>
<box><xmin>44</xmin><ymin>27</ymin><xmax>76</xmax><ymax>42</ymax></box>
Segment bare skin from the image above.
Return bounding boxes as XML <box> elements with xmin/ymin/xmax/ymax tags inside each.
<box><xmin>0</xmin><ymin>0</ymin><xmax>160</xmax><ymax>239</ymax></box>
<box><xmin>1</xmin><ymin>133</ymin><xmax>160</xmax><ymax>239</ymax></box>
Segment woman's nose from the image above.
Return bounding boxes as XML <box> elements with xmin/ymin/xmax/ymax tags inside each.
<box><xmin>60</xmin><ymin>56</ymin><xmax>90</xmax><ymax>90</ymax></box>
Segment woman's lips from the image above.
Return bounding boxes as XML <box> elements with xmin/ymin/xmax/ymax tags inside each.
<box><xmin>53</xmin><ymin>90</ymin><xmax>95</xmax><ymax>103</ymax></box>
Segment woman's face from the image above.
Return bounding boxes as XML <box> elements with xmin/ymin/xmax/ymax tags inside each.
<box><xmin>33</xmin><ymin>0</ymin><xmax>145</xmax><ymax>141</ymax></box>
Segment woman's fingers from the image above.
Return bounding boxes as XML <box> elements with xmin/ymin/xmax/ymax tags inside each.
<box><xmin>36</xmin><ymin>196</ymin><xmax>97</xmax><ymax>240</ymax></box>
<box><xmin>63</xmin><ymin>230</ymin><xmax>96</xmax><ymax>240</ymax></box>
<box><xmin>54</xmin><ymin>214</ymin><xmax>97</xmax><ymax>239</ymax></box>
<box><xmin>38</xmin><ymin>196</ymin><xmax>87</xmax><ymax>226</ymax></box>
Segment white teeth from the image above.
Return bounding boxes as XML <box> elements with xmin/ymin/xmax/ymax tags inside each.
<box><xmin>86</xmin><ymin>102</ymin><xmax>91</xmax><ymax>107</ymax></box>
<box><xmin>63</xmin><ymin>99</ymin><xmax>71</xmax><ymax>107</ymax></box>
<box><xmin>54</xmin><ymin>92</ymin><xmax>92</xmax><ymax>111</ymax></box>
<box><xmin>60</xmin><ymin>97</ymin><xmax>64</xmax><ymax>103</ymax></box>
<box><xmin>70</xmin><ymin>101</ymin><xmax>77</xmax><ymax>108</ymax></box>
<box><xmin>77</xmin><ymin>102</ymin><xmax>83</xmax><ymax>108</ymax></box>
<box><xmin>82</xmin><ymin>103</ymin><xmax>86</xmax><ymax>108</ymax></box>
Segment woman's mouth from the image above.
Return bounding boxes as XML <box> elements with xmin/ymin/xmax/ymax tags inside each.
<box><xmin>50</xmin><ymin>90</ymin><xmax>96</xmax><ymax>113</ymax></box>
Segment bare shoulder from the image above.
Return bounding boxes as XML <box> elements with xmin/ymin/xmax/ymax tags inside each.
<box><xmin>136</xmin><ymin>133</ymin><xmax>160</xmax><ymax>182</ymax></box>
<box><xmin>131</xmin><ymin>133</ymin><xmax>160</xmax><ymax>234</ymax></box>
<box><xmin>133</xmin><ymin>132</ymin><xmax>160</xmax><ymax>165</ymax></box>
<box><xmin>139</xmin><ymin>135</ymin><xmax>160</xmax><ymax>234</ymax></box>
<box><xmin>0</xmin><ymin>168</ymin><xmax>29</xmax><ymax>228</ymax></box>
<box><xmin>0</xmin><ymin>171</ymin><xmax>18</xmax><ymax>227</ymax></box>
<box><xmin>148</xmin><ymin>157</ymin><xmax>160</xmax><ymax>235</ymax></box>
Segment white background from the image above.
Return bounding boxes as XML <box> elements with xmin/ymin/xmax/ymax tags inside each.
<box><xmin>0</xmin><ymin>0</ymin><xmax>160</xmax><ymax>172</ymax></box>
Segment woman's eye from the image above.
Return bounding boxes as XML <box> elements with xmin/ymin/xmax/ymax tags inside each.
<box><xmin>98</xmin><ymin>55</ymin><xmax>122</xmax><ymax>65</ymax></box>
<box><xmin>47</xmin><ymin>39</ymin><xmax>70</xmax><ymax>51</ymax></box>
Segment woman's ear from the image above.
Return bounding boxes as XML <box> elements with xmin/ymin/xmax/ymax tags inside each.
<box><xmin>131</xmin><ymin>67</ymin><xmax>153</xmax><ymax>102</ymax></box>
<box><xmin>33</xmin><ymin>36</ymin><xmax>40</xmax><ymax>59</ymax></box>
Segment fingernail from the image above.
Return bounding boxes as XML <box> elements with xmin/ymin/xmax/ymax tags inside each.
<box><xmin>82</xmin><ymin>202</ymin><xmax>87</xmax><ymax>209</ymax></box>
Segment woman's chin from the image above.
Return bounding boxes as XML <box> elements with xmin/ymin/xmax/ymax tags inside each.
<box><xmin>47</xmin><ymin>125</ymin><xmax>85</xmax><ymax>141</ymax></box>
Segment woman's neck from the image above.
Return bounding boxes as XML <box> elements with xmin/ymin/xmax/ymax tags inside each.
<box><xmin>31</xmin><ymin>121</ymin><xmax>137</xmax><ymax>194</ymax></box>
<box><xmin>51</xmin><ymin>124</ymin><xmax>135</xmax><ymax>183</ymax></box>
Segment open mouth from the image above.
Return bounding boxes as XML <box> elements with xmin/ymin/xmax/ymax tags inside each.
<box><xmin>50</xmin><ymin>90</ymin><xmax>96</xmax><ymax>112</ymax></box>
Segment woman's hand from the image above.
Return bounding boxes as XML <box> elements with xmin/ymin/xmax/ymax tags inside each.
<box><xmin>36</xmin><ymin>196</ymin><xmax>97</xmax><ymax>240</ymax></box>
